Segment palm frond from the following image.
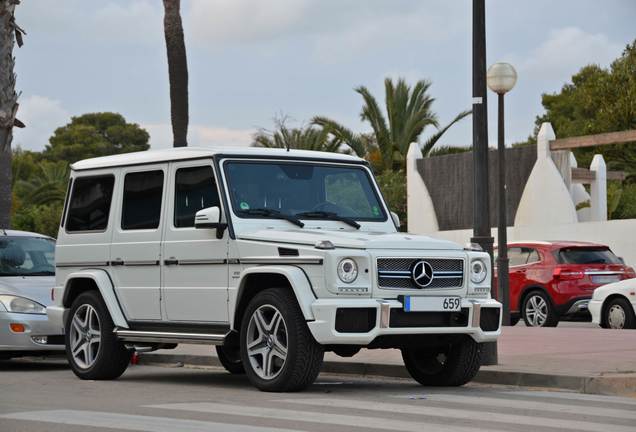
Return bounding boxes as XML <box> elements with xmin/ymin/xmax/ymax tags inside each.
<box><xmin>420</xmin><ymin>109</ymin><xmax>472</xmax><ymax>156</ymax></box>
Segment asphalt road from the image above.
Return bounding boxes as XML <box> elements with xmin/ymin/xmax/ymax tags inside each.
<box><xmin>1</xmin><ymin>358</ymin><xmax>635</xmax><ymax>432</ymax></box>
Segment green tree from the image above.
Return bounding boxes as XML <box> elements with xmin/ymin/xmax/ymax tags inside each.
<box><xmin>313</xmin><ymin>78</ymin><xmax>470</xmax><ymax>171</ymax></box>
<box><xmin>534</xmin><ymin>40</ymin><xmax>636</xmax><ymax>181</ymax></box>
<box><xmin>44</xmin><ymin>112</ymin><xmax>150</xmax><ymax>163</ymax></box>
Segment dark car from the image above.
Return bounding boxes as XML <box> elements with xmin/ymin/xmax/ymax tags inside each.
<box><xmin>494</xmin><ymin>241</ymin><xmax>636</xmax><ymax>327</ymax></box>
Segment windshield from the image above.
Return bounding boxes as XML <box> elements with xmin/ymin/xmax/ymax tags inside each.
<box><xmin>224</xmin><ymin>161</ymin><xmax>387</xmax><ymax>223</ymax></box>
<box><xmin>0</xmin><ymin>236</ymin><xmax>55</xmax><ymax>276</ymax></box>
<box><xmin>557</xmin><ymin>247</ymin><xmax>620</xmax><ymax>265</ymax></box>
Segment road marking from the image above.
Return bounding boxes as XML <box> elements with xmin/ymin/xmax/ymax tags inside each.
<box><xmin>502</xmin><ymin>390</ymin><xmax>636</xmax><ymax>406</ymax></box>
<box><xmin>0</xmin><ymin>410</ymin><xmax>302</xmax><ymax>432</ymax></box>
<box><xmin>279</xmin><ymin>398</ymin><xmax>635</xmax><ymax>432</ymax></box>
<box><xmin>403</xmin><ymin>393</ymin><xmax>636</xmax><ymax>420</ymax></box>
<box><xmin>147</xmin><ymin>402</ymin><xmax>495</xmax><ymax>432</ymax></box>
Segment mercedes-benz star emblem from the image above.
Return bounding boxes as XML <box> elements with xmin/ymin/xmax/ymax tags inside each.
<box><xmin>411</xmin><ymin>260</ymin><xmax>434</xmax><ymax>288</ymax></box>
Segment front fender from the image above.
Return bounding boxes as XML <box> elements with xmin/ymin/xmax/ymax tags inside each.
<box><xmin>234</xmin><ymin>266</ymin><xmax>317</xmax><ymax>324</ymax></box>
<box><xmin>61</xmin><ymin>269</ymin><xmax>128</xmax><ymax>328</ymax></box>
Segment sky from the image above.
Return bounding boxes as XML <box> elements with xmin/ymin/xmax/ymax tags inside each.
<box><xmin>11</xmin><ymin>0</ymin><xmax>636</xmax><ymax>152</ymax></box>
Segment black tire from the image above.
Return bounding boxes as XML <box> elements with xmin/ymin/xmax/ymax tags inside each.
<box><xmin>521</xmin><ymin>290</ymin><xmax>559</xmax><ymax>327</ymax></box>
<box><xmin>216</xmin><ymin>345</ymin><xmax>245</xmax><ymax>374</ymax></box>
<box><xmin>401</xmin><ymin>336</ymin><xmax>481</xmax><ymax>386</ymax></box>
<box><xmin>603</xmin><ymin>297</ymin><xmax>636</xmax><ymax>329</ymax></box>
<box><xmin>239</xmin><ymin>288</ymin><xmax>324</xmax><ymax>392</ymax></box>
<box><xmin>65</xmin><ymin>291</ymin><xmax>131</xmax><ymax>380</ymax></box>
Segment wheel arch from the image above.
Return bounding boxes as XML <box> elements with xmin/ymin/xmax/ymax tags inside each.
<box><xmin>600</xmin><ymin>293</ymin><xmax>633</xmax><ymax>327</ymax></box>
<box><xmin>518</xmin><ymin>285</ymin><xmax>552</xmax><ymax>311</ymax></box>
<box><xmin>232</xmin><ymin>266</ymin><xmax>316</xmax><ymax>331</ymax></box>
<box><xmin>62</xmin><ymin>270</ymin><xmax>128</xmax><ymax>328</ymax></box>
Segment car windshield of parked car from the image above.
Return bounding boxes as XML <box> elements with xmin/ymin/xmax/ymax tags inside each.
<box><xmin>224</xmin><ymin>161</ymin><xmax>386</xmax><ymax>222</ymax></box>
<box><xmin>557</xmin><ymin>247</ymin><xmax>620</xmax><ymax>265</ymax></box>
<box><xmin>0</xmin><ymin>236</ymin><xmax>55</xmax><ymax>276</ymax></box>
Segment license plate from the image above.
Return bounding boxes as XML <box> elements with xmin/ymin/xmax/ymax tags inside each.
<box><xmin>403</xmin><ymin>296</ymin><xmax>461</xmax><ymax>312</ymax></box>
<box><xmin>592</xmin><ymin>275</ymin><xmax>620</xmax><ymax>284</ymax></box>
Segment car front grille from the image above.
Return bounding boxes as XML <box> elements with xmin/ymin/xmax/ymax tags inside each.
<box><xmin>377</xmin><ymin>258</ymin><xmax>464</xmax><ymax>289</ymax></box>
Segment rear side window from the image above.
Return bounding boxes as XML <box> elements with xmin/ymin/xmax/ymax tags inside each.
<box><xmin>557</xmin><ymin>248</ymin><xmax>620</xmax><ymax>265</ymax></box>
<box><xmin>121</xmin><ymin>170</ymin><xmax>164</xmax><ymax>230</ymax></box>
<box><xmin>66</xmin><ymin>175</ymin><xmax>115</xmax><ymax>232</ymax></box>
<box><xmin>174</xmin><ymin>166</ymin><xmax>220</xmax><ymax>228</ymax></box>
<box><xmin>508</xmin><ymin>247</ymin><xmax>541</xmax><ymax>266</ymax></box>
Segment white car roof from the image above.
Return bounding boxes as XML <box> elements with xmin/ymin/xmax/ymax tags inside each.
<box><xmin>71</xmin><ymin>147</ymin><xmax>365</xmax><ymax>171</ymax></box>
<box><xmin>1</xmin><ymin>229</ymin><xmax>53</xmax><ymax>239</ymax></box>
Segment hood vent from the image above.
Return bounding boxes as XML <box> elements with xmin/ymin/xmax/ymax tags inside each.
<box><xmin>278</xmin><ymin>247</ymin><xmax>299</xmax><ymax>257</ymax></box>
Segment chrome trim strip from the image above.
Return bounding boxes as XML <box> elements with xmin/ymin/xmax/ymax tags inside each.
<box><xmin>177</xmin><ymin>259</ymin><xmax>226</xmax><ymax>265</ymax></box>
<box><xmin>56</xmin><ymin>261</ymin><xmax>109</xmax><ymax>268</ymax></box>
<box><xmin>379</xmin><ymin>302</ymin><xmax>391</xmax><ymax>329</ymax></box>
<box><xmin>585</xmin><ymin>270</ymin><xmax>624</xmax><ymax>276</ymax></box>
<box><xmin>114</xmin><ymin>329</ymin><xmax>227</xmax><ymax>345</ymax></box>
<box><xmin>240</xmin><ymin>257</ymin><xmax>323</xmax><ymax>265</ymax></box>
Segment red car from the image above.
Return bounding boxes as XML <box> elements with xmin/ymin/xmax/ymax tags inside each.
<box><xmin>494</xmin><ymin>241</ymin><xmax>636</xmax><ymax>327</ymax></box>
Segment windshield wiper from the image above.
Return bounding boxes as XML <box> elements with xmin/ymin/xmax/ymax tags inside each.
<box><xmin>295</xmin><ymin>211</ymin><xmax>361</xmax><ymax>229</ymax></box>
<box><xmin>239</xmin><ymin>208</ymin><xmax>304</xmax><ymax>228</ymax></box>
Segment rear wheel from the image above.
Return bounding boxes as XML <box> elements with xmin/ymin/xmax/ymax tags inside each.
<box><xmin>65</xmin><ymin>291</ymin><xmax>131</xmax><ymax>380</ymax></box>
<box><xmin>522</xmin><ymin>291</ymin><xmax>559</xmax><ymax>327</ymax></box>
<box><xmin>401</xmin><ymin>336</ymin><xmax>481</xmax><ymax>386</ymax></box>
<box><xmin>240</xmin><ymin>288</ymin><xmax>323</xmax><ymax>392</ymax></box>
<box><xmin>604</xmin><ymin>298</ymin><xmax>636</xmax><ymax>329</ymax></box>
<box><xmin>216</xmin><ymin>345</ymin><xmax>245</xmax><ymax>374</ymax></box>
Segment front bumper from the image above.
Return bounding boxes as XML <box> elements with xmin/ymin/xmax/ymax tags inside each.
<box><xmin>0</xmin><ymin>311</ymin><xmax>65</xmax><ymax>352</ymax></box>
<box><xmin>589</xmin><ymin>299</ymin><xmax>603</xmax><ymax>325</ymax></box>
<box><xmin>307</xmin><ymin>297</ymin><xmax>501</xmax><ymax>345</ymax></box>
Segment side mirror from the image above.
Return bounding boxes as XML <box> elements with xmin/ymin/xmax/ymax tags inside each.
<box><xmin>194</xmin><ymin>206</ymin><xmax>227</xmax><ymax>238</ymax></box>
<box><xmin>390</xmin><ymin>211</ymin><xmax>400</xmax><ymax>229</ymax></box>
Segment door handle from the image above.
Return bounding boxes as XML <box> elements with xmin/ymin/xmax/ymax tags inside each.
<box><xmin>164</xmin><ymin>258</ymin><xmax>178</xmax><ymax>265</ymax></box>
<box><xmin>110</xmin><ymin>259</ymin><xmax>124</xmax><ymax>266</ymax></box>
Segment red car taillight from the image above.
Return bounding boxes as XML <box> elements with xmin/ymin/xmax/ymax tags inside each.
<box><xmin>553</xmin><ymin>267</ymin><xmax>584</xmax><ymax>280</ymax></box>
<box><xmin>625</xmin><ymin>266</ymin><xmax>636</xmax><ymax>279</ymax></box>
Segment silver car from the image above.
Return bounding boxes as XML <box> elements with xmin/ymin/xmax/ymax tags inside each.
<box><xmin>0</xmin><ymin>229</ymin><xmax>63</xmax><ymax>359</ymax></box>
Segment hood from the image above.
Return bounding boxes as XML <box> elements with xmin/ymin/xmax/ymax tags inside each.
<box><xmin>239</xmin><ymin>229</ymin><xmax>462</xmax><ymax>251</ymax></box>
<box><xmin>0</xmin><ymin>276</ymin><xmax>55</xmax><ymax>307</ymax></box>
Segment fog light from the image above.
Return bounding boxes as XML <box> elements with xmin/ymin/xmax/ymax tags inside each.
<box><xmin>31</xmin><ymin>336</ymin><xmax>48</xmax><ymax>345</ymax></box>
<box><xmin>10</xmin><ymin>323</ymin><xmax>25</xmax><ymax>333</ymax></box>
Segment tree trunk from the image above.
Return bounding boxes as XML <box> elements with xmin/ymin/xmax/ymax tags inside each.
<box><xmin>162</xmin><ymin>0</ymin><xmax>188</xmax><ymax>147</ymax></box>
<box><xmin>0</xmin><ymin>0</ymin><xmax>18</xmax><ymax>228</ymax></box>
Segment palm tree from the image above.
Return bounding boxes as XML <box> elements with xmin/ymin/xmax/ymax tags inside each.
<box><xmin>163</xmin><ymin>0</ymin><xmax>188</xmax><ymax>147</ymax></box>
<box><xmin>16</xmin><ymin>162</ymin><xmax>68</xmax><ymax>206</ymax></box>
<box><xmin>0</xmin><ymin>0</ymin><xmax>24</xmax><ymax>227</ymax></box>
<box><xmin>313</xmin><ymin>78</ymin><xmax>470</xmax><ymax>171</ymax></box>
<box><xmin>253</xmin><ymin>118</ymin><xmax>360</xmax><ymax>154</ymax></box>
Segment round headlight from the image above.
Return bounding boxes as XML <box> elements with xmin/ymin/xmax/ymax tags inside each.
<box><xmin>470</xmin><ymin>259</ymin><xmax>488</xmax><ymax>284</ymax></box>
<box><xmin>337</xmin><ymin>258</ymin><xmax>358</xmax><ymax>284</ymax></box>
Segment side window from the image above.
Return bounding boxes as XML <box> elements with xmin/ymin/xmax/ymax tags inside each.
<box><xmin>526</xmin><ymin>248</ymin><xmax>541</xmax><ymax>264</ymax></box>
<box><xmin>66</xmin><ymin>175</ymin><xmax>115</xmax><ymax>232</ymax></box>
<box><xmin>121</xmin><ymin>170</ymin><xmax>164</xmax><ymax>230</ymax></box>
<box><xmin>174</xmin><ymin>166</ymin><xmax>220</xmax><ymax>228</ymax></box>
<box><xmin>508</xmin><ymin>248</ymin><xmax>526</xmax><ymax>266</ymax></box>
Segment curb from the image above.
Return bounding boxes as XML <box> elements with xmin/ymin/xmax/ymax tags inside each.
<box><xmin>137</xmin><ymin>353</ymin><xmax>636</xmax><ymax>397</ymax></box>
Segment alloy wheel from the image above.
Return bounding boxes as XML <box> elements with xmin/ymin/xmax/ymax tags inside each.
<box><xmin>246</xmin><ymin>304</ymin><xmax>288</xmax><ymax>380</ymax></box>
<box><xmin>69</xmin><ymin>304</ymin><xmax>101</xmax><ymax>369</ymax></box>
<box><xmin>525</xmin><ymin>295</ymin><xmax>548</xmax><ymax>326</ymax></box>
<box><xmin>607</xmin><ymin>304</ymin><xmax>626</xmax><ymax>329</ymax></box>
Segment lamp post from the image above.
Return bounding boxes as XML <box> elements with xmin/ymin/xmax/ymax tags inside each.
<box><xmin>487</xmin><ymin>62</ymin><xmax>517</xmax><ymax>326</ymax></box>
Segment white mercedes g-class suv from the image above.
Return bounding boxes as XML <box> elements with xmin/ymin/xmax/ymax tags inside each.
<box><xmin>48</xmin><ymin>147</ymin><xmax>501</xmax><ymax>391</ymax></box>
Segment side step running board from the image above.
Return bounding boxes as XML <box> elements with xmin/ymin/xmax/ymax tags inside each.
<box><xmin>114</xmin><ymin>328</ymin><xmax>227</xmax><ymax>345</ymax></box>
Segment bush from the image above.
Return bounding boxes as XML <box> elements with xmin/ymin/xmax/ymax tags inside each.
<box><xmin>613</xmin><ymin>183</ymin><xmax>636</xmax><ymax>219</ymax></box>
<box><xmin>375</xmin><ymin>169</ymin><xmax>406</xmax><ymax>230</ymax></box>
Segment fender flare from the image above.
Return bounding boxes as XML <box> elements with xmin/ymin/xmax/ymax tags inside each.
<box><xmin>234</xmin><ymin>266</ymin><xmax>317</xmax><ymax>325</ymax></box>
<box><xmin>62</xmin><ymin>269</ymin><xmax>129</xmax><ymax>328</ymax></box>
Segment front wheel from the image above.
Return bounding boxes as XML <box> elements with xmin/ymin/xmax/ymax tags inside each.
<box><xmin>65</xmin><ymin>291</ymin><xmax>131</xmax><ymax>380</ymax></box>
<box><xmin>522</xmin><ymin>291</ymin><xmax>559</xmax><ymax>327</ymax></box>
<box><xmin>240</xmin><ymin>288</ymin><xmax>324</xmax><ymax>392</ymax></box>
<box><xmin>603</xmin><ymin>298</ymin><xmax>636</xmax><ymax>329</ymax></box>
<box><xmin>401</xmin><ymin>336</ymin><xmax>481</xmax><ymax>386</ymax></box>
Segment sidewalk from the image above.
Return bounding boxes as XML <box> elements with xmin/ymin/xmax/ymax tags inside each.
<box><xmin>139</xmin><ymin>326</ymin><xmax>636</xmax><ymax>396</ymax></box>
